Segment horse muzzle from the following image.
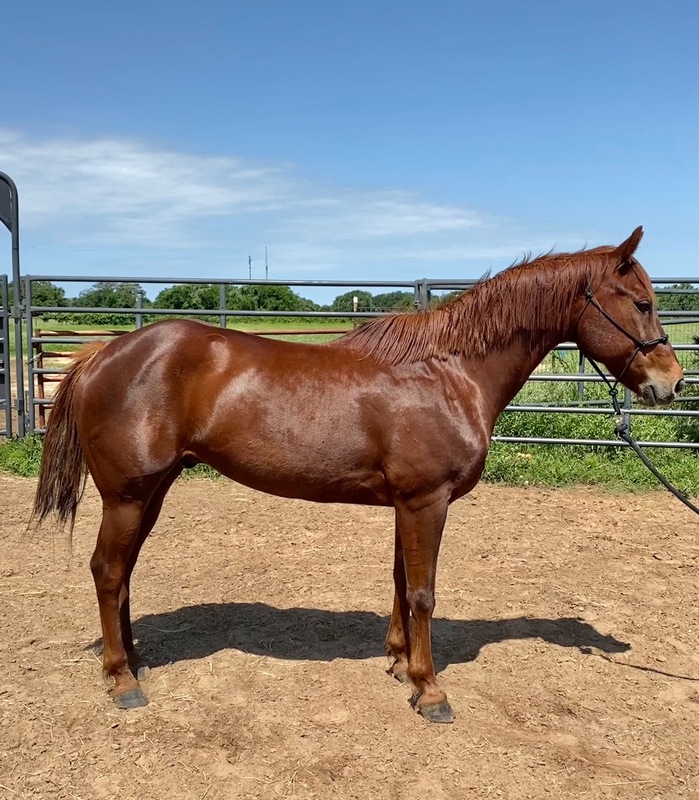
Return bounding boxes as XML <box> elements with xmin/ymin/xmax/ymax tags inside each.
<box><xmin>638</xmin><ymin>376</ymin><xmax>685</xmax><ymax>407</ymax></box>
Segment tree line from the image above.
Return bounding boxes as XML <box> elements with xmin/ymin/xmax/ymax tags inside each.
<box><xmin>11</xmin><ymin>280</ymin><xmax>699</xmax><ymax>326</ymax></box>
<box><xmin>10</xmin><ymin>281</ymin><xmax>418</xmax><ymax>325</ymax></box>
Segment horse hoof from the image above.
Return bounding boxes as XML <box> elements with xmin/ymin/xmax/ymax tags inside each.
<box><xmin>136</xmin><ymin>665</ymin><xmax>151</xmax><ymax>682</ymax></box>
<box><xmin>418</xmin><ymin>700</ymin><xmax>455</xmax><ymax>724</ymax></box>
<box><xmin>114</xmin><ymin>688</ymin><xmax>149</xmax><ymax>710</ymax></box>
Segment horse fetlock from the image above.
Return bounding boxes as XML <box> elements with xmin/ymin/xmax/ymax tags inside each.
<box><xmin>386</xmin><ymin>656</ymin><xmax>410</xmax><ymax>684</ymax></box>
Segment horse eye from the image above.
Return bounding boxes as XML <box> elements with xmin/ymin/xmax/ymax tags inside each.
<box><xmin>635</xmin><ymin>300</ymin><xmax>652</xmax><ymax>314</ymax></box>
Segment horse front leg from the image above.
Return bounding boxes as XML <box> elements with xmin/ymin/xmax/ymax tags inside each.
<box><xmin>395</xmin><ymin>497</ymin><xmax>453</xmax><ymax>723</ymax></box>
<box><xmin>384</xmin><ymin>522</ymin><xmax>411</xmax><ymax>683</ymax></box>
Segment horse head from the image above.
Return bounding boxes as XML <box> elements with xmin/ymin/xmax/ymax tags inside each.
<box><xmin>574</xmin><ymin>227</ymin><xmax>685</xmax><ymax>406</ymax></box>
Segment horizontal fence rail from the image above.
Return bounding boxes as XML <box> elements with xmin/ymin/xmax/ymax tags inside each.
<box><xmin>2</xmin><ymin>273</ymin><xmax>698</xmax><ymax>450</ymax></box>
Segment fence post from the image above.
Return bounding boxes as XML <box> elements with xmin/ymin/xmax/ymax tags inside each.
<box><xmin>623</xmin><ymin>387</ymin><xmax>632</xmax><ymax>434</ymax></box>
<box><xmin>416</xmin><ymin>280</ymin><xmax>430</xmax><ymax>311</ymax></box>
<box><xmin>135</xmin><ymin>290</ymin><xmax>144</xmax><ymax>330</ymax></box>
<box><xmin>0</xmin><ymin>172</ymin><xmax>25</xmax><ymax>436</ymax></box>
<box><xmin>0</xmin><ymin>274</ymin><xmax>10</xmax><ymax>437</ymax></box>
<box><xmin>577</xmin><ymin>352</ymin><xmax>586</xmax><ymax>403</ymax></box>
<box><xmin>23</xmin><ymin>276</ymin><xmax>36</xmax><ymax>434</ymax></box>
<box><xmin>219</xmin><ymin>283</ymin><xmax>227</xmax><ymax>329</ymax></box>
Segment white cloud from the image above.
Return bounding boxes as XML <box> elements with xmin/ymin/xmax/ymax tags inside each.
<box><xmin>287</xmin><ymin>191</ymin><xmax>483</xmax><ymax>239</ymax></box>
<box><xmin>0</xmin><ymin>129</ymin><xmax>290</xmax><ymax>247</ymax></box>
<box><xmin>0</xmin><ymin>128</ymin><xmax>586</xmax><ymax>276</ymax></box>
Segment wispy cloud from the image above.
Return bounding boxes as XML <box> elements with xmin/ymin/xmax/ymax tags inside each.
<box><xmin>0</xmin><ymin>128</ymin><xmax>585</xmax><ymax>277</ymax></box>
<box><xmin>0</xmin><ymin>129</ymin><xmax>293</xmax><ymax>247</ymax></box>
<box><xmin>287</xmin><ymin>191</ymin><xmax>483</xmax><ymax>239</ymax></box>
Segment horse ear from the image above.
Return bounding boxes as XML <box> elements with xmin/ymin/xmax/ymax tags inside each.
<box><xmin>613</xmin><ymin>226</ymin><xmax>644</xmax><ymax>271</ymax></box>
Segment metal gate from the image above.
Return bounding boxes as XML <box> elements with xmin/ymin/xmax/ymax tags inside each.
<box><xmin>0</xmin><ymin>274</ymin><xmax>10</xmax><ymax>437</ymax></box>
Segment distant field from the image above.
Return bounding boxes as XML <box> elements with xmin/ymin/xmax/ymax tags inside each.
<box><xmin>7</xmin><ymin>313</ymin><xmax>699</xmax><ymax>356</ymax></box>
<box><xmin>7</xmin><ymin>316</ymin><xmax>355</xmax><ymax>354</ymax></box>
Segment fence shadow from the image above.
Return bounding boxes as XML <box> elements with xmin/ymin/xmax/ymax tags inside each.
<box><xmin>99</xmin><ymin>602</ymin><xmax>632</xmax><ymax>672</ymax></box>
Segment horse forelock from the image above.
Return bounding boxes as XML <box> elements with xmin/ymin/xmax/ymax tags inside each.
<box><xmin>334</xmin><ymin>247</ymin><xmax>618</xmax><ymax>364</ymax></box>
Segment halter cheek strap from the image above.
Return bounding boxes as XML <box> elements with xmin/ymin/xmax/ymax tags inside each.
<box><xmin>582</xmin><ymin>288</ymin><xmax>668</xmax><ymax>351</ymax></box>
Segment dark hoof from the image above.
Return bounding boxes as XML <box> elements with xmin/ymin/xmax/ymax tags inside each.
<box><xmin>136</xmin><ymin>665</ymin><xmax>151</xmax><ymax>682</ymax></box>
<box><xmin>418</xmin><ymin>700</ymin><xmax>455</xmax><ymax>724</ymax></box>
<box><xmin>114</xmin><ymin>688</ymin><xmax>149</xmax><ymax>710</ymax></box>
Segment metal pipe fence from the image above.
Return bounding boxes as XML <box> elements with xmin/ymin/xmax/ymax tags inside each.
<box><xmin>3</xmin><ymin>273</ymin><xmax>699</xmax><ymax>449</ymax></box>
<box><xmin>0</xmin><ymin>275</ymin><xmax>10</xmax><ymax>437</ymax></box>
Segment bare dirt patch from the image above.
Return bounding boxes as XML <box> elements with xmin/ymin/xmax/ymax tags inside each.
<box><xmin>1</xmin><ymin>475</ymin><xmax>698</xmax><ymax>799</ymax></box>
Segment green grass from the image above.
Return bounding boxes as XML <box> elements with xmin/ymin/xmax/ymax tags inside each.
<box><xmin>483</xmin><ymin>442</ymin><xmax>699</xmax><ymax>493</ymax></box>
<box><xmin>666</xmin><ymin>322</ymin><xmax>699</xmax><ymax>345</ymax></box>
<box><xmin>0</xmin><ymin>435</ymin><xmax>44</xmax><ymax>477</ymax></box>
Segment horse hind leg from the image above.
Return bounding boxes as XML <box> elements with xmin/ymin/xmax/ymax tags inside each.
<box><xmin>118</xmin><ymin>465</ymin><xmax>183</xmax><ymax>682</ymax></box>
<box><xmin>91</xmin><ymin>498</ymin><xmax>152</xmax><ymax>709</ymax></box>
<box><xmin>385</xmin><ymin>522</ymin><xmax>411</xmax><ymax>683</ymax></box>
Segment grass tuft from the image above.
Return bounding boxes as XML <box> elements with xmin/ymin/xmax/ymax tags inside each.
<box><xmin>0</xmin><ymin>435</ymin><xmax>45</xmax><ymax>477</ymax></box>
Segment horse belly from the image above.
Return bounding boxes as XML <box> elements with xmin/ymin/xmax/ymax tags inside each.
<box><xmin>196</xmin><ymin>403</ymin><xmax>391</xmax><ymax>505</ymax></box>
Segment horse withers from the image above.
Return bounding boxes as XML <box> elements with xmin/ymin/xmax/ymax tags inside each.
<box><xmin>34</xmin><ymin>227</ymin><xmax>684</xmax><ymax>722</ymax></box>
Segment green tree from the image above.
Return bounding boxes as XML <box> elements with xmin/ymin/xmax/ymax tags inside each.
<box><xmin>61</xmin><ymin>281</ymin><xmax>147</xmax><ymax>325</ymax></box>
<box><xmin>9</xmin><ymin>280</ymin><xmax>67</xmax><ymax>310</ymax></box>
<box><xmin>74</xmin><ymin>281</ymin><xmax>145</xmax><ymax>309</ymax></box>
<box><xmin>151</xmin><ymin>282</ymin><xmax>318</xmax><ymax>321</ymax></box>
<box><xmin>153</xmin><ymin>284</ymin><xmax>220</xmax><ymax>310</ymax></box>
<box><xmin>656</xmin><ymin>284</ymin><xmax>699</xmax><ymax>312</ymax></box>
<box><xmin>372</xmin><ymin>291</ymin><xmax>415</xmax><ymax>311</ymax></box>
<box><xmin>331</xmin><ymin>290</ymin><xmax>374</xmax><ymax>312</ymax></box>
<box><xmin>238</xmin><ymin>285</ymin><xmax>318</xmax><ymax>312</ymax></box>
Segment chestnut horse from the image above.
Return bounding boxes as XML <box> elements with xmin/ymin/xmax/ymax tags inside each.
<box><xmin>34</xmin><ymin>227</ymin><xmax>683</xmax><ymax>722</ymax></box>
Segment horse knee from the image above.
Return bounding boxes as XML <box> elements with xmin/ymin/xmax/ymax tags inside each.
<box><xmin>407</xmin><ymin>586</ymin><xmax>435</xmax><ymax>616</ymax></box>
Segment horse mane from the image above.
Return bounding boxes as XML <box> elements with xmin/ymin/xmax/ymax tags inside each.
<box><xmin>332</xmin><ymin>246</ymin><xmax>617</xmax><ymax>364</ymax></box>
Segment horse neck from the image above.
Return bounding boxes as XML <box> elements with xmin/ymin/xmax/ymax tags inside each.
<box><xmin>467</xmin><ymin>330</ymin><xmax>564</xmax><ymax>425</ymax></box>
<box><xmin>452</xmin><ymin>259</ymin><xmax>593</xmax><ymax>420</ymax></box>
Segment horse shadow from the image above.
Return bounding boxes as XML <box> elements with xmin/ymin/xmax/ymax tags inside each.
<box><xmin>114</xmin><ymin>602</ymin><xmax>629</xmax><ymax>672</ymax></box>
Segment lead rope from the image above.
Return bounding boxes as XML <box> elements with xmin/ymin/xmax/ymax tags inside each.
<box><xmin>578</xmin><ymin>283</ymin><xmax>699</xmax><ymax>516</ymax></box>
<box><xmin>584</xmin><ymin>354</ymin><xmax>699</xmax><ymax>516</ymax></box>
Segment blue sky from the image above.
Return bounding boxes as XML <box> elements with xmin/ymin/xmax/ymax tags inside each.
<box><xmin>2</xmin><ymin>1</ymin><xmax>698</xmax><ymax>301</ymax></box>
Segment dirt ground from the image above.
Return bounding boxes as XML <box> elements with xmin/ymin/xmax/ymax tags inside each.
<box><xmin>1</xmin><ymin>476</ymin><xmax>699</xmax><ymax>799</ymax></box>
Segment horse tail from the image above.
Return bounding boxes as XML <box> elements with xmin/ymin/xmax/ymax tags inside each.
<box><xmin>33</xmin><ymin>342</ymin><xmax>107</xmax><ymax>530</ymax></box>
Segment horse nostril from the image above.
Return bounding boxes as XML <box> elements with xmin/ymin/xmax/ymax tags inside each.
<box><xmin>675</xmin><ymin>378</ymin><xmax>686</xmax><ymax>395</ymax></box>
